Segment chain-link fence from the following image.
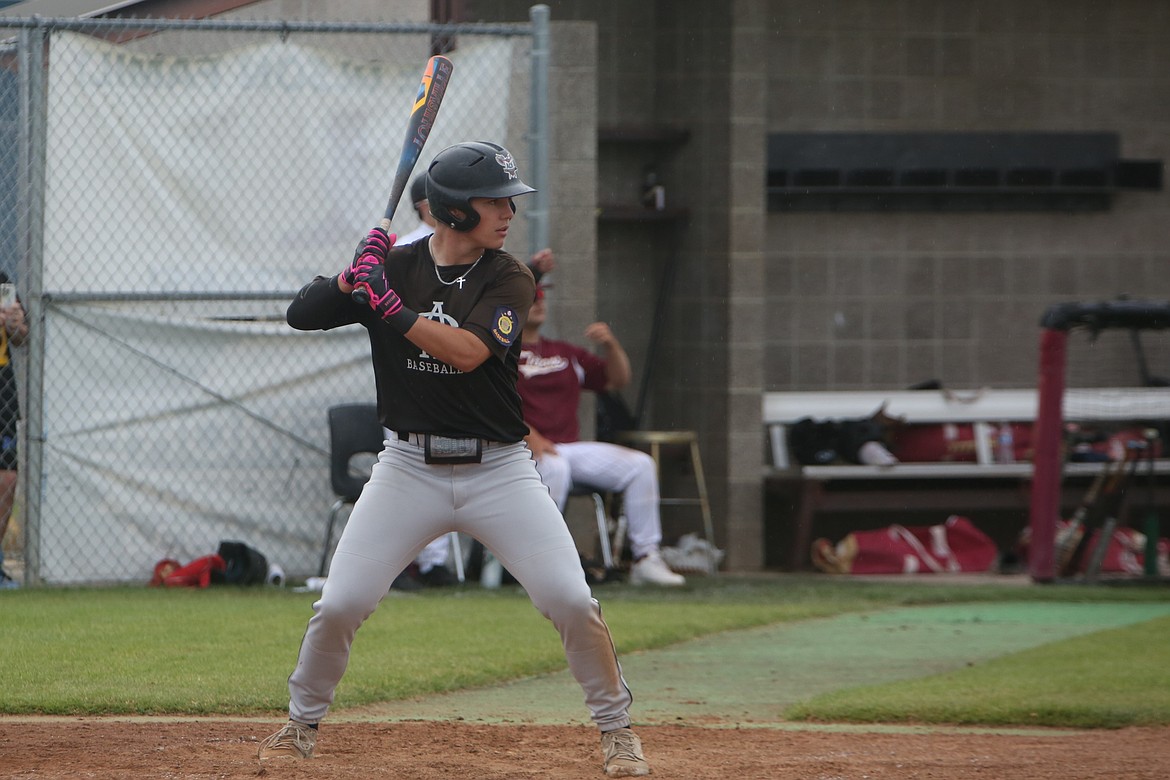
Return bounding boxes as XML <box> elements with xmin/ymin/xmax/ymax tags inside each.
<box><xmin>0</xmin><ymin>13</ymin><xmax>548</xmax><ymax>584</ymax></box>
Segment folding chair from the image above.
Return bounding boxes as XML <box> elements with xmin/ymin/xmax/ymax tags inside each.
<box><xmin>568</xmin><ymin>482</ymin><xmax>627</xmax><ymax>570</ymax></box>
<box><xmin>321</xmin><ymin>403</ymin><xmax>463</xmax><ymax>579</ymax></box>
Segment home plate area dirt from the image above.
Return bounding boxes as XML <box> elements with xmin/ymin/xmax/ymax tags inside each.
<box><xmin>3</xmin><ymin>720</ymin><xmax>1169</xmax><ymax>779</ymax></box>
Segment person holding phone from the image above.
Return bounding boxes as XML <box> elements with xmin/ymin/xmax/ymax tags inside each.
<box><xmin>0</xmin><ymin>272</ymin><xmax>27</xmax><ymax>589</ymax></box>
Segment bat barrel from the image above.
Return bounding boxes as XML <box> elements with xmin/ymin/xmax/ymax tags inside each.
<box><xmin>350</xmin><ymin>56</ymin><xmax>452</xmax><ymax>306</ymax></box>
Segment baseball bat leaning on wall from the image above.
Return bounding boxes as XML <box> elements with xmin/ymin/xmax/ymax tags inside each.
<box><xmin>1060</xmin><ymin>444</ymin><xmax>1141</xmax><ymax>578</ymax></box>
<box><xmin>1083</xmin><ymin>438</ymin><xmax>1150</xmax><ymax>581</ymax></box>
<box><xmin>352</xmin><ymin>54</ymin><xmax>455</xmax><ymax>304</ymax></box>
<box><xmin>1053</xmin><ymin>463</ymin><xmax>1111</xmax><ymax>577</ymax></box>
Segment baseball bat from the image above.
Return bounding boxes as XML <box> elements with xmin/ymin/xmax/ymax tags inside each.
<box><xmin>352</xmin><ymin>54</ymin><xmax>454</xmax><ymax>304</ymax></box>
<box><xmin>1054</xmin><ymin>463</ymin><xmax>1111</xmax><ymax>577</ymax></box>
<box><xmin>1062</xmin><ymin>444</ymin><xmax>1142</xmax><ymax>577</ymax></box>
<box><xmin>1083</xmin><ymin>440</ymin><xmax>1147</xmax><ymax>581</ymax></box>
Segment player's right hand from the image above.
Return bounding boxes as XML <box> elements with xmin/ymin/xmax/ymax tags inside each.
<box><xmin>341</xmin><ymin>254</ymin><xmax>377</xmax><ymax>290</ymax></box>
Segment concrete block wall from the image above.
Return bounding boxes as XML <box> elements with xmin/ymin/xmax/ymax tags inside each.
<box><xmin>467</xmin><ymin>0</ymin><xmax>1170</xmax><ymax>572</ymax></box>
<box><xmin>763</xmin><ymin>0</ymin><xmax>1170</xmax><ymax>392</ymax></box>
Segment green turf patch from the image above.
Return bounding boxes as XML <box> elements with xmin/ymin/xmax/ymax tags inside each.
<box><xmin>786</xmin><ymin>613</ymin><xmax>1170</xmax><ymax>728</ymax></box>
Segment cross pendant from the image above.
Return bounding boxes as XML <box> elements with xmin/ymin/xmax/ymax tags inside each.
<box><xmin>456</xmin><ymin>277</ymin><xmax>465</xmax><ymax>289</ymax></box>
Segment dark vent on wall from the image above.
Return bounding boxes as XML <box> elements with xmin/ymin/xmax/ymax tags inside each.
<box><xmin>766</xmin><ymin>132</ymin><xmax>1162</xmax><ymax>212</ymax></box>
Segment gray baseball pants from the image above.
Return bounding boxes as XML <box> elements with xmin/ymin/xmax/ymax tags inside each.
<box><xmin>286</xmin><ymin>436</ymin><xmax>634</xmax><ymax>731</ymax></box>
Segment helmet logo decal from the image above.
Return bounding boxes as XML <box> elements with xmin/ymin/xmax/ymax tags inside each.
<box><xmin>495</xmin><ymin>151</ymin><xmax>521</xmax><ymax>180</ymax></box>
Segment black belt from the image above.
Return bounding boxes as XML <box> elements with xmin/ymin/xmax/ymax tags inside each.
<box><xmin>396</xmin><ymin>431</ymin><xmax>485</xmax><ymax>464</ymax></box>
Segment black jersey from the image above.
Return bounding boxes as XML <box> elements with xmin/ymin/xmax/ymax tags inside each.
<box><xmin>288</xmin><ymin>238</ymin><xmax>535</xmax><ymax>442</ymax></box>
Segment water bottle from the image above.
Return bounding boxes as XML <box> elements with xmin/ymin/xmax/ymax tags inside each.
<box><xmin>480</xmin><ymin>551</ymin><xmax>503</xmax><ymax>589</ymax></box>
<box><xmin>996</xmin><ymin>423</ymin><xmax>1015</xmax><ymax>464</ymax></box>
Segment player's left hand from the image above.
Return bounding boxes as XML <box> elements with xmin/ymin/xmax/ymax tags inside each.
<box><xmin>353</xmin><ymin>264</ymin><xmax>405</xmax><ymax>321</ymax></box>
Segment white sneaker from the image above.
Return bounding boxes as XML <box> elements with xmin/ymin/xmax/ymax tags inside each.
<box><xmin>257</xmin><ymin>720</ymin><xmax>317</xmax><ymax>759</ymax></box>
<box><xmin>629</xmin><ymin>551</ymin><xmax>685</xmax><ymax>586</ymax></box>
<box><xmin>601</xmin><ymin>727</ymin><xmax>650</xmax><ymax>776</ymax></box>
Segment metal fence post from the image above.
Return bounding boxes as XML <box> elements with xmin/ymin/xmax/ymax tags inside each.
<box><xmin>17</xmin><ymin>23</ymin><xmax>48</xmax><ymax>586</ymax></box>
<box><xmin>527</xmin><ymin>4</ymin><xmax>550</xmax><ymax>259</ymax></box>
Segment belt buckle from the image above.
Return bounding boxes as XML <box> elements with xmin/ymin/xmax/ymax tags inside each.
<box><xmin>424</xmin><ymin>434</ymin><xmax>483</xmax><ymax>464</ymax></box>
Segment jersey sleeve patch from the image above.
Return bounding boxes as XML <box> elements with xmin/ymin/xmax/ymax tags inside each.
<box><xmin>491</xmin><ymin>306</ymin><xmax>519</xmax><ymax>347</ymax></box>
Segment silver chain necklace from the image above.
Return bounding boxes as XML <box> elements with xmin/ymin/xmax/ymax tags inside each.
<box><xmin>433</xmin><ymin>253</ymin><xmax>484</xmax><ymax>290</ymax></box>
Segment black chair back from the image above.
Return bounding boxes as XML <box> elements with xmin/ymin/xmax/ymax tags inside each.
<box><xmin>328</xmin><ymin>403</ymin><xmax>385</xmax><ymax>501</ymax></box>
<box><xmin>596</xmin><ymin>391</ymin><xmax>637</xmax><ymax>442</ymax></box>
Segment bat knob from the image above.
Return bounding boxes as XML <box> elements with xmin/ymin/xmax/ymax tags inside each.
<box><xmin>351</xmin><ymin>288</ymin><xmax>370</xmax><ymax>305</ymax></box>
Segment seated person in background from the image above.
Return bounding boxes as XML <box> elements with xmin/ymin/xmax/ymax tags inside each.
<box><xmin>396</xmin><ymin>175</ymin><xmax>436</xmax><ymax>246</ymax></box>
<box><xmin>518</xmin><ymin>284</ymin><xmax>684</xmax><ymax>586</ymax></box>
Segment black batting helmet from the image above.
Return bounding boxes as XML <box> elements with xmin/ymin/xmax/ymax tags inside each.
<box><xmin>425</xmin><ymin>141</ymin><xmax>536</xmax><ymax>232</ymax></box>
<box><xmin>409</xmin><ymin>174</ymin><xmax>428</xmax><ymax>207</ymax></box>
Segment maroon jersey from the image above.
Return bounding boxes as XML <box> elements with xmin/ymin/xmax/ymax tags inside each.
<box><xmin>517</xmin><ymin>337</ymin><xmax>608</xmax><ymax>443</ymax></box>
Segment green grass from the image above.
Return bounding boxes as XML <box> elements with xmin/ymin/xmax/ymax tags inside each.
<box><xmin>1</xmin><ymin>575</ymin><xmax>1168</xmax><ymax>726</ymax></box>
<box><xmin>786</xmin><ymin>613</ymin><xmax>1170</xmax><ymax>728</ymax></box>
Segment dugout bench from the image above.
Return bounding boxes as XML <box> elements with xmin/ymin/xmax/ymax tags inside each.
<box><xmin>762</xmin><ymin>389</ymin><xmax>1170</xmax><ymax>571</ymax></box>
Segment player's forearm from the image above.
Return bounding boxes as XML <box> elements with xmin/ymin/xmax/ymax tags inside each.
<box><xmin>402</xmin><ymin>317</ymin><xmax>491</xmax><ymax>372</ymax></box>
<box><xmin>286</xmin><ymin>275</ymin><xmax>356</xmax><ymax>331</ymax></box>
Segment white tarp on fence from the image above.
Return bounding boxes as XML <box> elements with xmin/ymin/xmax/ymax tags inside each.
<box><xmin>37</xmin><ymin>301</ymin><xmax>374</xmax><ymax>583</ymax></box>
<box><xmin>36</xmin><ymin>31</ymin><xmax>514</xmax><ymax>583</ymax></box>
<box><xmin>45</xmin><ymin>32</ymin><xmax>512</xmax><ymax>292</ymax></box>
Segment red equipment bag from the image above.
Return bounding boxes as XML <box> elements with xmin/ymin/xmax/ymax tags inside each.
<box><xmin>813</xmin><ymin>515</ymin><xmax>999</xmax><ymax>575</ymax></box>
<box><xmin>154</xmin><ymin>554</ymin><xmax>226</xmax><ymax>588</ymax></box>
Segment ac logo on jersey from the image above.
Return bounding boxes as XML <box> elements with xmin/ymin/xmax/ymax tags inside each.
<box><xmin>492</xmin><ymin>306</ymin><xmax>518</xmax><ymax>346</ymax></box>
<box><xmin>421</xmin><ymin>301</ymin><xmax>459</xmax><ymax>328</ymax></box>
<box><xmin>413</xmin><ymin>301</ymin><xmax>461</xmax><ymax>365</ymax></box>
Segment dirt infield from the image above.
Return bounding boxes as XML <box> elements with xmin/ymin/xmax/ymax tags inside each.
<box><xmin>3</xmin><ymin>719</ymin><xmax>1169</xmax><ymax>779</ymax></box>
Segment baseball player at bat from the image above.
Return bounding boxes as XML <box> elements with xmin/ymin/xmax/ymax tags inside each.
<box><xmin>258</xmin><ymin>141</ymin><xmax>651</xmax><ymax>777</ymax></box>
<box><xmin>384</xmin><ymin>177</ymin><xmax>560</xmax><ymax>588</ymax></box>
